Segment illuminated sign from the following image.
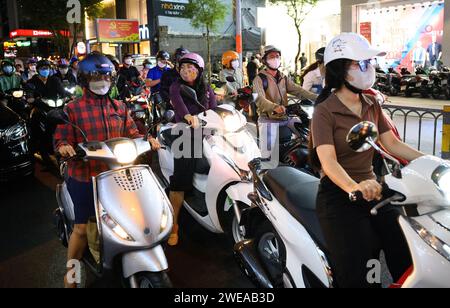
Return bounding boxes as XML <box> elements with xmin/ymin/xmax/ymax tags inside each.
<box><xmin>154</xmin><ymin>1</ymin><xmax>188</xmax><ymax>18</ymax></box>
<box><xmin>96</xmin><ymin>19</ymin><xmax>140</xmax><ymax>43</ymax></box>
<box><xmin>10</xmin><ymin>29</ymin><xmax>70</xmax><ymax>38</ymax></box>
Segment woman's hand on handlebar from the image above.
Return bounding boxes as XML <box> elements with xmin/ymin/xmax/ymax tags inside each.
<box><xmin>58</xmin><ymin>145</ymin><xmax>76</xmax><ymax>158</ymax></box>
<box><xmin>148</xmin><ymin>137</ymin><xmax>161</xmax><ymax>151</ymax></box>
<box><xmin>352</xmin><ymin>180</ymin><xmax>383</xmax><ymax>202</ymax></box>
<box><xmin>184</xmin><ymin>114</ymin><xmax>200</xmax><ymax>129</ymax></box>
<box><xmin>273</xmin><ymin>105</ymin><xmax>286</xmax><ymax>115</ymax></box>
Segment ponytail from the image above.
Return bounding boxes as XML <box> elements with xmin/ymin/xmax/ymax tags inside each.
<box><xmin>308</xmin><ymin>58</ymin><xmax>353</xmax><ymax>172</ymax></box>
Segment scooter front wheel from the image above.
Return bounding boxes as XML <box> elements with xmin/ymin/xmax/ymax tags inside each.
<box><xmin>130</xmin><ymin>272</ymin><xmax>173</xmax><ymax>288</ymax></box>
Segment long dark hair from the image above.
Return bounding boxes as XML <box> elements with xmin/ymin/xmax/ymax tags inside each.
<box><xmin>309</xmin><ymin>59</ymin><xmax>353</xmax><ymax>171</ymax></box>
<box><xmin>180</xmin><ymin>70</ymin><xmax>208</xmax><ymax>104</ymax></box>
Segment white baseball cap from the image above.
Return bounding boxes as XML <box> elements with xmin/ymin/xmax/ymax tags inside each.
<box><xmin>324</xmin><ymin>33</ymin><xmax>386</xmax><ymax>66</ymax></box>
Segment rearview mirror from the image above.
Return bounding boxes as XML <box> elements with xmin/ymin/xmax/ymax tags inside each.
<box><xmin>47</xmin><ymin>108</ymin><xmax>69</xmax><ymax>125</ymax></box>
<box><xmin>180</xmin><ymin>85</ymin><xmax>198</xmax><ymax>102</ymax></box>
<box><xmin>163</xmin><ymin>110</ymin><xmax>175</xmax><ymax>124</ymax></box>
<box><xmin>346</xmin><ymin>121</ymin><xmax>379</xmax><ymax>152</ymax></box>
<box><xmin>226</xmin><ymin>76</ymin><xmax>236</xmax><ymax>83</ymax></box>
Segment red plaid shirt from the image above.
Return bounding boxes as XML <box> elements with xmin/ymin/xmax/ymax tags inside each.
<box><xmin>54</xmin><ymin>90</ymin><xmax>141</xmax><ymax>182</ymax></box>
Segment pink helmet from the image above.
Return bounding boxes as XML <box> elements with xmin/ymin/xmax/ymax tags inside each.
<box><xmin>179</xmin><ymin>53</ymin><xmax>205</xmax><ymax>71</ymax></box>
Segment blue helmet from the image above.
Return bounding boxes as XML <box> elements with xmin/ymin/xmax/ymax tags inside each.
<box><xmin>78</xmin><ymin>53</ymin><xmax>115</xmax><ymax>87</ymax></box>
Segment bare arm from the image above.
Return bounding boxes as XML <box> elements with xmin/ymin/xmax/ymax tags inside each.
<box><xmin>380</xmin><ymin>131</ymin><xmax>424</xmax><ymax>162</ymax></box>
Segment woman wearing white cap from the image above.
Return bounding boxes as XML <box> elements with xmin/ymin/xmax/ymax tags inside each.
<box><xmin>309</xmin><ymin>33</ymin><xmax>424</xmax><ymax>288</ymax></box>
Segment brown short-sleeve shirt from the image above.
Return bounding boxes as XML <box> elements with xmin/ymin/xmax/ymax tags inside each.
<box><xmin>312</xmin><ymin>93</ymin><xmax>391</xmax><ymax>183</ymax></box>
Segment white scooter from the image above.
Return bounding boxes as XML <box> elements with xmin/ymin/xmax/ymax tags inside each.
<box><xmin>51</xmin><ymin>109</ymin><xmax>174</xmax><ymax>288</ymax></box>
<box><xmin>157</xmin><ymin>85</ymin><xmax>261</xmax><ymax>243</ymax></box>
<box><xmin>235</xmin><ymin>121</ymin><xmax>450</xmax><ymax>288</ymax></box>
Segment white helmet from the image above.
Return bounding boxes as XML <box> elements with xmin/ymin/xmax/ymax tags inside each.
<box><xmin>324</xmin><ymin>33</ymin><xmax>386</xmax><ymax>66</ymax></box>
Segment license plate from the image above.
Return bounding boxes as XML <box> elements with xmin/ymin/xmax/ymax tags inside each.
<box><xmin>442</xmin><ymin>80</ymin><xmax>448</xmax><ymax>85</ymax></box>
<box><xmin>417</xmin><ymin>82</ymin><xmax>422</xmax><ymax>87</ymax></box>
<box><xmin>401</xmin><ymin>85</ymin><xmax>407</xmax><ymax>91</ymax></box>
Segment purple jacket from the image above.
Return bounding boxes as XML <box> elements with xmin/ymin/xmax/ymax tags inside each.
<box><xmin>170</xmin><ymin>80</ymin><xmax>217</xmax><ymax>123</ymax></box>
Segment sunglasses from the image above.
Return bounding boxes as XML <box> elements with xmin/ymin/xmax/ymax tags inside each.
<box><xmin>357</xmin><ymin>59</ymin><xmax>377</xmax><ymax>72</ymax></box>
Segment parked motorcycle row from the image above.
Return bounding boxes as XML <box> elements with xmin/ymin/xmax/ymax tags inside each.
<box><xmin>373</xmin><ymin>66</ymin><xmax>450</xmax><ymax>99</ymax></box>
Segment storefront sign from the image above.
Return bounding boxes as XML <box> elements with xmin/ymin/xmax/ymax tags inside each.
<box><xmin>17</xmin><ymin>41</ymin><xmax>31</xmax><ymax>47</ymax></box>
<box><xmin>154</xmin><ymin>1</ymin><xmax>188</xmax><ymax>18</ymax></box>
<box><xmin>77</xmin><ymin>42</ymin><xmax>87</xmax><ymax>55</ymax></box>
<box><xmin>139</xmin><ymin>24</ymin><xmax>151</xmax><ymax>41</ymax></box>
<box><xmin>359</xmin><ymin>22</ymin><xmax>372</xmax><ymax>44</ymax></box>
<box><xmin>10</xmin><ymin>29</ymin><xmax>70</xmax><ymax>38</ymax></box>
<box><xmin>96</xmin><ymin>19</ymin><xmax>140</xmax><ymax>43</ymax></box>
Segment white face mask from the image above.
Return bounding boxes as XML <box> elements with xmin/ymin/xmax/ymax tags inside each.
<box><xmin>60</xmin><ymin>68</ymin><xmax>69</xmax><ymax>75</ymax></box>
<box><xmin>346</xmin><ymin>64</ymin><xmax>376</xmax><ymax>91</ymax></box>
<box><xmin>89</xmin><ymin>80</ymin><xmax>111</xmax><ymax>96</ymax></box>
<box><xmin>267</xmin><ymin>58</ymin><xmax>281</xmax><ymax>70</ymax></box>
<box><xmin>231</xmin><ymin>60</ymin><xmax>240</xmax><ymax>70</ymax></box>
<box><xmin>124</xmin><ymin>59</ymin><xmax>133</xmax><ymax>66</ymax></box>
<box><xmin>30</xmin><ymin>65</ymin><xmax>37</xmax><ymax>72</ymax></box>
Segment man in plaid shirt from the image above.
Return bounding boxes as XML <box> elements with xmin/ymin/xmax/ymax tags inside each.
<box><xmin>55</xmin><ymin>53</ymin><xmax>160</xmax><ymax>288</ymax></box>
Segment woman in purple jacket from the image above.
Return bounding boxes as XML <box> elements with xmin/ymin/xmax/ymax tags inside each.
<box><xmin>168</xmin><ymin>53</ymin><xmax>217</xmax><ymax>246</ymax></box>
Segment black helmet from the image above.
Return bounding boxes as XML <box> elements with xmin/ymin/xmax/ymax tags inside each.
<box><xmin>315</xmin><ymin>47</ymin><xmax>326</xmax><ymax>63</ymax></box>
<box><xmin>105</xmin><ymin>54</ymin><xmax>120</xmax><ymax>71</ymax></box>
<box><xmin>174</xmin><ymin>47</ymin><xmax>190</xmax><ymax>62</ymax></box>
<box><xmin>78</xmin><ymin>53</ymin><xmax>115</xmax><ymax>88</ymax></box>
<box><xmin>156</xmin><ymin>51</ymin><xmax>170</xmax><ymax>61</ymax></box>
<box><xmin>36</xmin><ymin>59</ymin><xmax>51</xmax><ymax>70</ymax></box>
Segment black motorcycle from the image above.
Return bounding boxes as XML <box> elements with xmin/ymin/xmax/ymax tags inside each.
<box><xmin>428</xmin><ymin>68</ymin><xmax>450</xmax><ymax>99</ymax></box>
<box><xmin>0</xmin><ymin>103</ymin><xmax>34</xmax><ymax>182</ymax></box>
<box><xmin>29</xmin><ymin>93</ymin><xmax>70</xmax><ymax>166</ymax></box>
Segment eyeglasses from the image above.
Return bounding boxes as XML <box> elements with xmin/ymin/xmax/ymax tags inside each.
<box><xmin>357</xmin><ymin>59</ymin><xmax>377</xmax><ymax>72</ymax></box>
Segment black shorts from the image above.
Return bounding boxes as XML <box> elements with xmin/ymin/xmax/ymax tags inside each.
<box><xmin>67</xmin><ymin>177</ymin><xmax>96</xmax><ymax>225</ymax></box>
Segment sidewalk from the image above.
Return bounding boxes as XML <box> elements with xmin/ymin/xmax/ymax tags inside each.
<box><xmin>386</xmin><ymin>96</ymin><xmax>449</xmax><ymax>110</ymax></box>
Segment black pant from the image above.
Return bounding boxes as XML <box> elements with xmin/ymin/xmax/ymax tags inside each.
<box><xmin>316</xmin><ymin>177</ymin><xmax>412</xmax><ymax>288</ymax></box>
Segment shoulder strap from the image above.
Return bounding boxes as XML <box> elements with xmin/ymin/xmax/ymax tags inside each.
<box><xmin>258</xmin><ymin>72</ymin><xmax>269</xmax><ymax>92</ymax></box>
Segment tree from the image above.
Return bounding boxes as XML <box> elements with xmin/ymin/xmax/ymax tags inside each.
<box><xmin>185</xmin><ymin>0</ymin><xmax>228</xmax><ymax>83</ymax></box>
<box><xmin>17</xmin><ymin>0</ymin><xmax>104</xmax><ymax>57</ymax></box>
<box><xmin>269</xmin><ymin>0</ymin><xmax>319</xmax><ymax>76</ymax></box>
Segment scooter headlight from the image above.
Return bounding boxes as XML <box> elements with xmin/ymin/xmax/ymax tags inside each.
<box><xmin>113</xmin><ymin>142</ymin><xmax>138</xmax><ymax>165</ymax></box>
<box><xmin>223</xmin><ymin>115</ymin><xmax>242</xmax><ymax>133</ymax></box>
<box><xmin>432</xmin><ymin>166</ymin><xmax>450</xmax><ymax>200</ymax></box>
<box><xmin>102</xmin><ymin>210</ymin><xmax>134</xmax><ymax>242</ymax></box>
<box><xmin>12</xmin><ymin>90</ymin><xmax>24</xmax><ymax>98</ymax></box>
<box><xmin>408</xmin><ymin>218</ymin><xmax>450</xmax><ymax>262</ymax></box>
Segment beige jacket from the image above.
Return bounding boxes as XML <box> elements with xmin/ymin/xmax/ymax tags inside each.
<box><xmin>253</xmin><ymin>70</ymin><xmax>318</xmax><ymax>116</ymax></box>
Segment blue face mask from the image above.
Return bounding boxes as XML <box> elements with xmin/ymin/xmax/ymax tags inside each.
<box><xmin>39</xmin><ymin>69</ymin><xmax>50</xmax><ymax>78</ymax></box>
<box><xmin>3</xmin><ymin>66</ymin><xmax>14</xmax><ymax>75</ymax></box>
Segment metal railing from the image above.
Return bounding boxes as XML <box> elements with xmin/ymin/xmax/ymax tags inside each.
<box><xmin>288</xmin><ymin>97</ymin><xmax>449</xmax><ymax>158</ymax></box>
<box><xmin>383</xmin><ymin>104</ymin><xmax>444</xmax><ymax>157</ymax></box>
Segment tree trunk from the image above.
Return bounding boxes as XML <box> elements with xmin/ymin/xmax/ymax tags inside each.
<box><xmin>207</xmin><ymin>26</ymin><xmax>212</xmax><ymax>84</ymax></box>
<box><xmin>295</xmin><ymin>26</ymin><xmax>302</xmax><ymax>77</ymax></box>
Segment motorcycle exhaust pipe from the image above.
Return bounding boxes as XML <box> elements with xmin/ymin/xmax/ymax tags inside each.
<box><xmin>234</xmin><ymin>239</ymin><xmax>274</xmax><ymax>288</ymax></box>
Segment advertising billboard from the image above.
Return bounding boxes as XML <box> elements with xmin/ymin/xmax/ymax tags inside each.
<box><xmin>357</xmin><ymin>1</ymin><xmax>444</xmax><ymax>71</ymax></box>
<box><xmin>96</xmin><ymin>19</ymin><xmax>140</xmax><ymax>43</ymax></box>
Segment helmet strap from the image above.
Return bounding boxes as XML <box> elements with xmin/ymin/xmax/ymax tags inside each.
<box><xmin>344</xmin><ymin>81</ymin><xmax>363</xmax><ymax>94</ymax></box>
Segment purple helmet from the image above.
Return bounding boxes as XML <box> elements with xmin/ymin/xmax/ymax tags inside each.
<box><xmin>179</xmin><ymin>53</ymin><xmax>205</xmax><ymax>71</ymax></box>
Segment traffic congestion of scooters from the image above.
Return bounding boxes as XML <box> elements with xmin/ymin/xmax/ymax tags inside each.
<box><xmin>1</xmin><ymin>33</ymin><xmax>449</xmax><ymax>289</ymax></box>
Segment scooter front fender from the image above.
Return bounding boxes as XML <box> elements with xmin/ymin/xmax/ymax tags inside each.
<box><xmin>122</xmin><ymin>246</ymin><xmax>169</xmax><ymax>278</ymax></box>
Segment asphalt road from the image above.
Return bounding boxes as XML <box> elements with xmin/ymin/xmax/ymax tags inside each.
<box><xmin>0</xmin><ymin>162</ymin><xmax>253</xmax><ymax>288</ymax></box>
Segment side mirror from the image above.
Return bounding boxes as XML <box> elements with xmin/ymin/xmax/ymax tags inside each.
<box><xmin>346</xmin><ymin>121</ymin><xmax>379</xmax><ymax>152</ymax></box>
<box><xmin>180</xmin><ymin>85</ymin><xmax>198</xmax><ymax>102</ymax></box>
<box><xmin>226</xmin><ymin>76</ymin><xmax>236</xmax><ymax>83</ymax></box>
<box><xmin>162</xmin><ymin>110</ymin><xmax>175</xmax><ymax>124</ymax></box>
<box><xmin>47</xmin><ymin>108</ymin><xmax>69</xmax><ymax>125</ymax></box>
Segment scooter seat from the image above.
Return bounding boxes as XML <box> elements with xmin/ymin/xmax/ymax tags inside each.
<box><xmin>263</xmin><ymin>166</ymin><xmax>327</xmax><ymax>250</ymax></box>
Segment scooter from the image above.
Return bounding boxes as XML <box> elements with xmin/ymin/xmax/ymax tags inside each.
<box><xmin>157</xmin><ymin>85</ymin><xmax>261</xmax><ymax>244</ymax></box>
<box><xmin>235</xmin><ymin>121</ymin><xmax>450</xmax><ymax>288</ymax></box>
<box><xmin>51</xmin><ymin>109</ymin><xmax>175</xmax><ymax>288</ymax></box>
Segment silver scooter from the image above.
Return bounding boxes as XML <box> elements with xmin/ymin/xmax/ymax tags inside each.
<box><xmin>52</xmin><ymin>109</ymin><xmax>175</xmax><ymax>288</ymax></box>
